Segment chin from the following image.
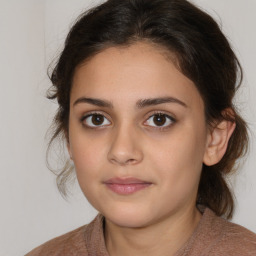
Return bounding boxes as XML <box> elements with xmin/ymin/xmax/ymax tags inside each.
<box><xmin>106</xmin><ymin>214</ymin><xmax>151</xmax><ymax>229</ymax></box>
<box><xmin>100</xmin><ymin>203</ymin><xmax>156</xmax><ymax>228</ymax></box>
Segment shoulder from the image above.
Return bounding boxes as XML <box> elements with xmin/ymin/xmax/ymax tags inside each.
<box><xmin>202</xmin><ymin>209</ymin><xmax>256</xmax><ymax>255</ymax></box>
<box><xmin>25</xmin><ymin>214</ymin><xmax>104</xmax><ymax>256</ymax></box>
<box><xmin>208</xmin><ymin>217</ymin><xmax>256</xmax><ymax>255</ymax></box>
<box><xmin>178</xmin><ymin>207</ymin><xmax>256</xmax><ymax>256</ymax></box>
<box><xmin>25</xmin><ymin>225</ymin><xmax>88</xmax><ymax>256</ymax></box>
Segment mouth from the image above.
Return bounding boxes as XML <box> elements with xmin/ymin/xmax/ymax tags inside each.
<box><xmin>103</xmin><ymin>177</ymin><xmax>152</xmax><ymax>195</ymax></box>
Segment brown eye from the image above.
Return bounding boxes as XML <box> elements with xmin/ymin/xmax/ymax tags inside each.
<box><xmin>82</xmin><ymin>113</ymin><xmax>111</xmax><ymax>127</ymax></box>
<box><xmin>91</xmin><ymin>114</ymin><xmax>104</xmax><ymax>125</ymax></box>
<box><xmin>145</xmin><ymin>113</ymin><xmax>175</xmax><ymax>128</ymax></box>
<box><xmin>153</xmin><ymin>114</ymin><xmax>167</xmax><ymax>126</ymax></box>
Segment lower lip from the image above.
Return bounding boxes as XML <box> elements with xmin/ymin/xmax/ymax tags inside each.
<box><xmin>105</xmin><ymin>183</ymin><xmax>152</xmax><ymax>195</ymax></box>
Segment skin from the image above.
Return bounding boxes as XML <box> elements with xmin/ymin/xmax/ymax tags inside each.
<box><xmin>68</xmin><ymin>42</ymin><xmax>235</xmax><ymax>256</ymax></box>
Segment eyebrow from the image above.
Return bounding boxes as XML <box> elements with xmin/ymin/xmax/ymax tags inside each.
<box><xmin>73</xmin><ymin>96</ymin><xmax>187</xmax><ymax>109</ymax></box>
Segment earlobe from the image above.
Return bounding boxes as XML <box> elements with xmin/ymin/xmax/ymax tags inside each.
<box><xmin>68</xmin><ymin>149</ymin><xmax>73</xmax><ymax>160</ymax></box>
<box><xmin>65</xmin><ymin>131</ymin><xmax>73</xmax><ymax>160</ymax></box>
<box><xmin>203</xmin><ymin>119</ymin><xmax>236</xmax><ymax>166</ymax></box>
<box><xmin>67</xmin><ymin>142</ymin><xmax>73</xmax><ymax>160</ymax></box>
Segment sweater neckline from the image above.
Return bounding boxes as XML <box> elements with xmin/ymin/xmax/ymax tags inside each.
<box><xmin>85</xmin><ymin>207</ymin><xmax>217</xmax><ymax>256</ymax></box>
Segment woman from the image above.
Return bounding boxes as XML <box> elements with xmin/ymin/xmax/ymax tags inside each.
<box><xmin>26</xmin><ymin>0</ymin><xmax>256</xmax><ymax>255</ymax></box>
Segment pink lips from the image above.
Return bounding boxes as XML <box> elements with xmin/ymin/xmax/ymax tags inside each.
<box><xmin>104</xmin><ymin>177</ymin><xmax>152</xmax><ymax>195</ymax></box>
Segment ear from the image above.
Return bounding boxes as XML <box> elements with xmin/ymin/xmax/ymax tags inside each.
<box><xmin>203</xmin><ymin>116</ymin><xmax>236</xmax><ymax>166</ymax></box>
<box><xmin>65</xmin><ymin>130</ymin><xmax>73</xmax><ymax>160</ymax></box>
<box><xmin>67</xmin><ymin>142</ymin><xmax>73</xmax><ymax>160</ymax></box>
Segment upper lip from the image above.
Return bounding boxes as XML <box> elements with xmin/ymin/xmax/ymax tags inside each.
<box><xmin>103</xmin><ymin>177</ymin><xmax>152</xmax><ymax>184</ymax></box>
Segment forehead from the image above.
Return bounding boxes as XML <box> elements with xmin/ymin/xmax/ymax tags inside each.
<box><xmin>71</xmin><ymin>42</ymin><xmax>204</xmax><ymax>110</ymax></box>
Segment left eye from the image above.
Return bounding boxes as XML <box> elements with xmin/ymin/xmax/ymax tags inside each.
<box><xmin>82</xmin><ymin>114</ymin><xmax>111</xmax><ymax>127</ymax></box>
<box><xmin>145</xmin><ymin>113</ymin><xmax>175</xmax><ymax>127</ymax></box>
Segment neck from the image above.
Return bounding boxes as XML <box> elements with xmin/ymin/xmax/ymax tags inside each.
<box><xmin>104</xmin><ymin>205</ymin><xmax>202</xmax><ymax>256</ymax></box>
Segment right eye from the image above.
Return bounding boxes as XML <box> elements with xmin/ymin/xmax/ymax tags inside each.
<box><xmin>81</xmin><ymin>113</ymin><xmax>111</xmax><ymax>128</ymax></box>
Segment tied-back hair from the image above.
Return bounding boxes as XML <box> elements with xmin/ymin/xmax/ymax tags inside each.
<box><xmin>47</xmin><ymin>0</ymin><xmax>248</xmax><ymax>219</ymax></box>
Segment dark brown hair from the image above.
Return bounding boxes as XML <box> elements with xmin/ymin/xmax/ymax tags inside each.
<box><xmin>47</xmin><ymin>0</ymin><xmax>248</xmax><ymax>219</ymax></box>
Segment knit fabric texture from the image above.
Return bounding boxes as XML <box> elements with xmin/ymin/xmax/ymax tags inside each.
<box><xmin>26</xmin><ymin>208</ymin><xmax>256</xmax><ymax>256</ymax></box>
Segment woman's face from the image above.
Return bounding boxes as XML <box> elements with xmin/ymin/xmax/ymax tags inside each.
<box><xmin>68</xmin><ymin>42</ymin><xmax>210</xmax><ymax>228</ymax></box>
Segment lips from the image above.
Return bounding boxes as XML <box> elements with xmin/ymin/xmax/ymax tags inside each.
<box><xmin>103</xmin><ymin>177</ymin><xmax>152</xmax><ymax>195</ymax></box>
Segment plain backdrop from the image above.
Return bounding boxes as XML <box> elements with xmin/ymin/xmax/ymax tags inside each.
<box><xmin>0</xmin><ymin>0</ymin><xmax>255</xmax><ymax>255</ymax></box>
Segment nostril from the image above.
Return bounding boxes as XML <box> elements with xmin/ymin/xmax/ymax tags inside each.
<box><xmin>109</xmin><ymin>156</ymin><xmax>140</xmax><ymax>166</ymax></box>
<box><xmin>126</xmin><ymin>158</ymin><xmax>136</xmax><ymax>164</ymax></box>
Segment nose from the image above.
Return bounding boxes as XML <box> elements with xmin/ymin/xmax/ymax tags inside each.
<box><xmin>107</xmin><ymin>123</ymin><xmax>143</xmax><ymax>166</ymax></box>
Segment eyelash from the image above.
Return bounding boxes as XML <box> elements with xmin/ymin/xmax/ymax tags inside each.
<box><xmin>80</xmin><ymin>111</ymin><xmax>176</xmax><ymax>131</ymax></box>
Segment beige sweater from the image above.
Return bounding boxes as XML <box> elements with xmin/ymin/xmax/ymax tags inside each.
<box><xmin>26</xmin><ymin>208</ymin><xmax>256</xmax><ymax>256</ymax></box>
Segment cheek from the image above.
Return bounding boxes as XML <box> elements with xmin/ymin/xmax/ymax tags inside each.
<box><xmin>69</xmin><ymin>132</ymin><xmax>107</xmax><ymax>183</ymax></box>
<box><xmin>149</xmin><ymin>124</ymin><xmax>206</xmax><ymax>189</ymax></box>
<box><xmin>73</xmin><ymin>144</ymin><xmax>100</xmax><ymax>169</ymax></box>
<box><xmin>71</xmin><ymin>143</ymin><xmax>104</xmax><ymax>205</ymax></box>
<box><xmin>69</xmin><ymin>133</ymin><xmax>111</xmax><ymax>210</ymax></box>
